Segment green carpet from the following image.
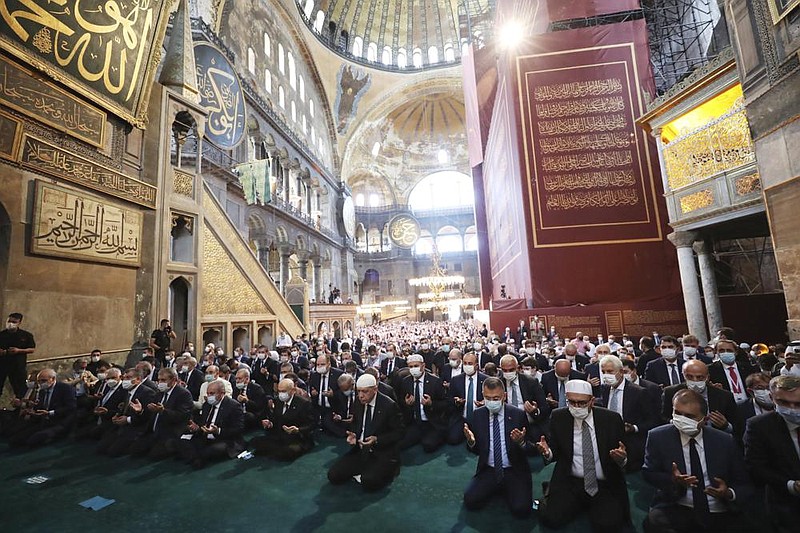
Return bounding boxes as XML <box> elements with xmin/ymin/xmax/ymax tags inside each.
<box><xmin>0</xmin><ymin>434</ymin><xmax>656</xmax><ymax>532</ymax></box>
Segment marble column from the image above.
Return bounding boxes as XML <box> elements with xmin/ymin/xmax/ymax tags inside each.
<box><xmin>667</xmin><ymin>231</ymin><xmax>708</xmax><ymax>344</ymax></box>
<box><xmin>313</xmin><ymin>262</ymin><xmax>322</xmax><ymax>302</ymax></box>
<box><xmin>299</xmin><ymin>260</ymin><xmax>309</xmax><ymax>281</ymax></box>
<box><xmin>279</xmin><ymin>251</ymin><xmax>290</xmax><ymax>296</ymax></box>
<box><xmin>694</xmin><ymin>240</ymin><xmax>723</xmax><ymax>339</ymax></box>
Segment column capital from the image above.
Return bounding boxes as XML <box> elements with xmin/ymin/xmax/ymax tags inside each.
<box><xmin>692</xmin><ymin>240</ymin><xmax>713</xmax><ymax>256</ymax></box>
<box><xmin>667</xmin><ymin>230</ymin><xmax>699</xmax><ymax>249</ymax></box>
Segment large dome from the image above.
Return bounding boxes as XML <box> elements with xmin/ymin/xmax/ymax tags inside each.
<box><xmin>296</xmin><ymin>0</ymin><xmax>494</xmax><ymax>71</ymax></box>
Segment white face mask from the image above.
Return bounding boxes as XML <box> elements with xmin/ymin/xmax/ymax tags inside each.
<box><xmin>525</xmin><ymin>348</ymin><xmax>536</xmax><ymax>355</ymax></box>
<box><xmin>568</xmin><ymin>406</ymin><xmax>590</xmax><ymax>420</ymax></box>
<box><xmin>97</xmin><ymin>372</ymin><xmax>107</xmax><ymax>380</ymax></box>
<box><xmin>91</xmin><ymin>355</ymin><xmax>101</xmax><ymax>362</ymax></box>
<box><xmin>449</xmin><ymin>359</ymin><xmax>460</xmax><ymax>368</ymax></box>
<box><xmin>522</xmin><ymin>369</ymin><xmax>533</xmax><ymax>376</ymax></box>
<box><xmin>121</xmin><ymin>380</ymin><xmax>134</xmax><ymax>390</ymax></box>
<box><xmin>409</xmin><ymin>367</ymin><xmax>423</xmax><ymax>378</ymax></box>
<box><xmin>316</xmin><ymin>366</ymin><xmax>328</xmax><ymax>375</ymax></box>
<box><xmin>206</xmin><ymin>395</ymin><xmax>219</xmax><ymax>406</ymax></box>
<box><xmin>278</xmin><ymin>391</ymin><xmax>291</xmax><ymax>402</ymax></box>
<box><xmin>485</xmin><ymin>399</ymin><xmax>503</xmax><ymax>413</ymax></box>
<box><xmin>157</xmin><ymin>382</ymin><xmax>169</xmax><ymax>392</ymax></box>
<box><xmin>683</xmin><ymin>347</ymin><xmax>697</xmax><ymax>358</ymax></box>
<box><xmin>463</xmin><ymin>364</ymin><xmax>476</xmax><ymax>376</ymax></box>
<box><xmin>105</xmin><ymin>379</ymin><xmax>119</xmax><ymax>389</ymax></box>
<box><xmin>565</xmin><ymin>355</ymin><xmax>575</xmax><ymax>361</ymax></box>
<box><xmin>671</xmin><ymin>413</ymin><xmax>701</xmax><ymax>437</ymax></box>
<box><xmin>601</xmin><ymin>373</ymin><xmax>618</xmax><ymax>386</ymax></box>
<box><xmin>420</xmin><ymin>344</ymin><xmax>429</xmax><ymax>350</ymax></box>
<box><xmin>661</xmin><ymin>348</ymin><xmax>677</xmax><ymax>360</ymax></box>
<box><xmin>257</xmin><ymin>354</ymin><xmax>266</xmax><ymax>360</ymax></box>
<box><xmin>236</xmin><ymin>382</ymin><xmax>247</xmax><ymax>390</ymax></box>
<box><xmin>503</xmin><ymin>371</ymin><xmax>517</xmax><ymax>381</ymax></box>
<box><xmin>623</xmin><ymin>373</ymin><xmax>635</xmax><ymax>382</ymax></box>
<box><xmin>473</xmin><ymin>343</ymin><xmax>482</xmax><ymax>351</ymax></box>
<box><xmin>686</xmin><ymin>379</ymin><xmax>707</xmax><ymax>393</ymax></box>
<box><xmin>752</xmin><ymin>389</ymin><xmax>773</xmax><ymax>408</ymax></box>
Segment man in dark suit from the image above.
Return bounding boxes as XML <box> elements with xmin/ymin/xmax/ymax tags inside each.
<box><xmin>680</xmin><ymin>334</ymin><xmax>713</xmax><ymax>364</ymax></box>
<box><xmin>643</xmin><ymin>388</ymin><xmax>753</xmax><ymax>532</ymax></box>
<box><xmin>522</xmin><ymin>340</ymin><xmax>550</xmax><ymax>372</ymax></box>
<box><xmin>327</xmin><ymin>374</ymin><xmax>406</xmax><ymax>491</ymax></box>
<box><xmin>599</xmin><ymin>355</ymin><xmax>658</xmax><ymax>471</ymax></box>
<box><xmin>178</xmin><ymin>380</ymin><xmax>244</xmax><ymax>469</ymax></box>
<box><xmin>535</xmin><ymin>379</ymin><xmax>630</xmax><ymax>531</ymax></box>
<box><xmin>499</xmin><ymin>354</ymin><xmax>550</xmax><ymax>443</ymax></box>
<box><xmin>645</xmin><ymin>350</ymin><xmax>686</xmax><ymax>389</ymax></box>
<box><xmin>379</xmin><ymin>350</ymin><xmax>406</xmax><ymax>382</ymax></box>
<box><xmin>637</xmin><ymin>336</ymin><xmax>659</xmax><ymax>377</ymax></box>
<box><xmin>308</xmin><ymin>354</ymin><xmax>343</xmax><ymax>432</ymax></box>
<box><xmin>446</xmin><ymin>353</ymin><xmax>486</xmax><ymax>444</ymax></box>
<box><xmin>365</xmin><ymin>367</ymin><xmax>397</xmax><ymax>402</ymax></box>
<box><xmin>708</xmin><ymin>339</ymin><xmax>758</xmax><ymax>404</ymax></box>
<box><xmin>234</xmin><ymin>368</ymin><xmax>268</xmax><ymax>429</ymax></box>
<box><xmin>97</xmin><ymin>367</ymin><xmax>157</xmax><ymax>456</ymax></box>
<box><xmin>136</xmin><ymin>361</ymin><xmax>160</xmax><ymax>393</ymax></box>
<box><xmin>399</xmin><ymin>354</ymin><xmax>448</xmax><ymax>452</ymax></box>
<box><xmin>8</xmin><ymin>368</ymin><xmax>76</xmax><ymax>447</ymax></box>
<box><xmin>75</xmin><ymin>367</ymin><xmax>127</xmax><ymax>441</ymax></box>
<box><xmin>463</xmin><ymin>376</ymin><xmax>533</xmax><ymax>517</ymax></box>
<box><xmin>250</xmin><ymin>378</ymin><xmax>315</xmax><ymax>461</ymax></box>
<box><xmin>737</xmin><ymin>372</ymin><xmax>775</xmax><ymax>424</ymax></box>
<box><xmin>554</xmin><ymin>343</ymin><xmax>589</xmax><ymax>372</ymax></box>
<box><xmin>440</xmin><ymin>349</ymin><xmax>465</xmax><ymax>386</ymax></box>
<box><xmin>744</xmin><ymin>375</ymin><xmax>800</xmax><ymax>533</ymax></box>
<box><xmin>540</xmin><ymin>359</ymin><xmax>587</xmax><ymax>411</ymax></box>
<box><xmin>249</xmin><ymin>349</ymin><xmax>273</xmax><ymax>391</ymax></box>
<box><xmin>127</xmin><ymin>367</ymin><xmax>194</xmax><ymax>459</ymax></box>
<box><xmin>178</xmin><ymin>356</ymin><xmax>204</xmax><ymax>401</ymax></box>
<box><xmin>328</xmin><ymin>373</ymin><xmax>357</xmax><ymax>438</ymax></box>
<box><xmin>621</xmin><ymin>358</ymin><xmax>662</xmax><ymax>405</ymax></box>
<box><xmin>661</xmin><ymin>360</ymin><xmax>742</xmax><ymax>440</ymax></box>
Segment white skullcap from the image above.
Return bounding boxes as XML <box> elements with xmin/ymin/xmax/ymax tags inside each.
<box><xmin>739</xmin><ymin>343</ymin><xmax>750</xmax><ymax>350</ymax></box>
<box><xmin>356</xmin><ymin>374</ymin><xmax>377</xmax><ymax>388</ymax></box>
<box><xmin>407</xmin><ymin>354</ymin><xmax>424</xmax><ymax>363</ymax></box>
<box><xmin>564</xmin><ymin>380</ymin><xmax>592</xmax><ymax>395</ymax></box>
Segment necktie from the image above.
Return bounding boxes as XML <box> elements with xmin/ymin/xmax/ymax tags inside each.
<box><xmin>558</xmin><ymin>381</ymin><xmax>566</xmax><ymax>408</ymax></box>
<box><xmin>414</xmin><ymin>380</ymin><xmax>422</xmax><ymax>419</ymax></box>
<box><xmin>609</xmin><ymin>388</ymin><xmax>620</xmax><ymax>414</ymax></box>
<box><xmin>510</xmin><ymin>381</ymin><xmax>519</xmax><ymax>406</ymax></box>
<box><xmin>796</xmin><ymin>429</ymin><xmax>800</xmax><ymax>460</ymax></box>
<box><xmin>101</xmin><ymin>386</ymin><xmax>115</xmax><ymax>406</ymax></box>
<box><xmin>492</xmin><ymin>413</ymin><xmax>504</xmax><ymax>481</ymax></box>
<box><xmin>364</xmin><ymin>404</ymin><xmax>373</xmax><ymax>438</ymax></box>
<box><xmin>206</xmin><ymin>405</ymin><xmax>217</xmax><ymax>426</ymax></box>
<box><xmin>346</xmin><ymin>395</ymin><xmax>352</xmax><ymax>418</ymax></box>
<box><xmin>388</xmin><ymin>360</ymin><xmax>393</xmax><ymax>374</ymax></box>
<box><xmin>319</xmin><ymin>375</ymin><xmax>327</xmax><ymax>406</ymax></box>
<box><xmin>728</xmin><ymin>367</ymin><xmax>741</xmax><ymax>394</ymax></box>
<box><xmin>282</xmin><ymin>401</ymin><xmax>288</xmax><ymax>416</ymax></box>
<box><xmin>466</xmin><ymin>377</ymin><xmax>474</xmax><ymax>422</ymax></box>
<box><xmin>689</xmin><ymin>438</ymin><xmax>710</xmax><ymax>521</ymax></box>
<box><xmin>153</xmin><ymin>392</ymin><xmax>168</xmax><ymax>431</ymax></box>
<box><xmin>43</xmin><ymin>389</ymin><xmax>52</xmax><ymax>410</ymax></box>
<box><xmin>669</xmin><ymin>364</ymin><xmax>679</xmax><ymax>386</ymax></box>
<box><xmin>582</xmin><ymin>421</ymin><xmax>599</xmax><ymax>496</ymax></box>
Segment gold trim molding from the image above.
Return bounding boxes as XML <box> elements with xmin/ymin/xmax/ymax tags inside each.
<box><xmin>680</xmin><ymin>189</ymin><xmax>715</xmax><ymax>213</ymax></box>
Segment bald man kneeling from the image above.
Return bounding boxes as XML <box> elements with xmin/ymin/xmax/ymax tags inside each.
<box><xmin>249</xmin><ymin>378</ymin><xmax>315</xmax><ymax>461</ymax></box>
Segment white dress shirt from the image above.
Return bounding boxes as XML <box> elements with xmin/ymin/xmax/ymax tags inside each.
<box><xmin>570</xmin><ymin>411</ymin><xmax>606</xmax><ymax>480</ymax></box>
<box><xmin>195</xmin><ymin>378</ymin><xmax>233</xmax><ymax>410</ymax></box>
<box><xmin>722</xmin><ymin>363</ymin><xmax>748</xmax><ymax>403</ymax></box>
<box><xmin>677</xmin><ymin>431</ymin><xmax>735</xmax><ymax>512</ymax></box>
<box><xmin>785</xmin><ymin>417</ymin><xmax>800</xmax><ymax>496</ymax></box>
<box><xmin>487</xmin><ymin>405</ymin><xmax>510</xmax><ymax>469</ymax></box>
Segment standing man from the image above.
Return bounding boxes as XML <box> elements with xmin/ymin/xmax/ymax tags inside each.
<box><xmin>536</xmin><ymin>379</ymin><xmax>630</xmax><ymax>531</ymax></box>
<box><xmin>149</xmin><ymin>319</ymin><xmax>176</xmax><ymax>368</ymax></box>
<box><xmin>0</xmin><ymin>313</ymin><xmax>36</xmax><ymax>399</ymax></box>
<box><xmin>462</xmin><ymin>377</ymin><xmax>533</xmax><ymax>518</ymax></box>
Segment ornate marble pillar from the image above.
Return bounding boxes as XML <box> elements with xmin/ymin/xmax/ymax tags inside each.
<box><xmin>693</xmin><ymin>240</ymin><xmax>723</xmax><ymax>339</ymax></box>
<box><xmin>667</xmin><ymin>231</ymin><xmax>708</xmax><ymax>344</ymax></box>
<box><xmin>279</xmin><ymin>246</ymin><xmax>291</xmax><ymax>296</ymax></box>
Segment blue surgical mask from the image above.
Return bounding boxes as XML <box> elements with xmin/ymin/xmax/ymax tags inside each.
<box><xmin>719</xmin><ymin>353</ymin><xmax>736</xmax><ymax>365</ymax></box>
<box><xmin>485</xmin><ymin>399</ymin><xmax>503</xmax><ymax>414</ymax></box>
<box><xmin>776</xmin><ymin>405</ymin><xmax>800</xmax><ymax>425</ymax></box>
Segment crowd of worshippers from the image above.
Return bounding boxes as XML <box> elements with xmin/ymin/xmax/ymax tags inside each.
<box><xmin>1</xmin><ymin>318</ymin><xmax>799</xmax><ymax>533</ymax></box>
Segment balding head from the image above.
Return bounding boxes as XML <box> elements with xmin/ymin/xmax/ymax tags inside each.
<box><xmin>564</xmin><ymin>343</ymin><xmax>578</xmax><ymax>357</ymax></box>
<box><xmin>554</xmin><ymin>359</ymin><xmax>572</xmax><ymax>377</ymax></box>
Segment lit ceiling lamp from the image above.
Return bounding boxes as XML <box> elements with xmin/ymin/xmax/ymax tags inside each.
<box><xmin>409</xmin><ymin>244</ymin><xmax>472</xmax><ymax>312</ymax></box>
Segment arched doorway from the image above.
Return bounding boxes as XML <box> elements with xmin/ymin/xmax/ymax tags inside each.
<box><xmin>232</xmin><ymin>326</ymin><xmax>250</xmax><ymax>351</ymax></box>
<box><xmin>169</xmin><ymin>277</ymin><xmax>190</xmax><ymax>349</ymax></box>
<box><xmin>202</xmin><ymin>327</ymin><xmax>223</xmax><ymax>350</ymax></box>
<box><xmin>257</xmin><ymin>324</ymin><xmax>273</xmax><ymax>347</ymax></box>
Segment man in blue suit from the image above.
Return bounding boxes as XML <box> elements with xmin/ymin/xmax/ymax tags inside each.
<box><xmin>643</xmin><ymin>388</ymin><xmax>753</xmax><ymax>532</ymax></box>
<box><xmin>446</xmin><ymin>352</ymin><xmax>486</xmax><ymax>444</ymax></box>
<box><xmin>463</xmin><ymin>377</ymin><xmax>533</xmax><ymax>518</ymax></box>
<box><xmin>8</xmin><ymin>368</ymin><xmax>76</xmax><ymax>447</ymax></box>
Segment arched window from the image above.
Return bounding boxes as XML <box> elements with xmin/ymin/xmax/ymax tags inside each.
<box><xmin>369</xmin><ymin>193</ymin><xmax>381</xmax><ymax>207</ymax></box>
<box><xmin>436</xmin><ymin>226</ymin><xmax>463</xmax><ymax>253</ymax></box>
<box><xmin>444</xmin><ymin>43</ymin><xmax>455</xmax><ymax>62</ymax></box>
<box><xmin>352</xmin><ymin>36</ymin><xmax>363</xmax><ymax>57</ymax></box>
<box><xmin>408</xmin><ymin>171</ymin><xmax>475</xmax><ymax>212</ymax></box>
<box><xmin>279</xmin><ymin>86</ymin><xmax>285</xmax><ymax>108</ymax></box>
<box><xmin>414</xmin><ymin>231</ymin><xmax>434</xmax><ymax>255</ymax></box>
<box><xmin>247</xmin><ymin>47</ymin><xmax>256</xmax><ymax>74</ymax></box>
<box><xmin>355</xmin><ymin>193</ymin><xmax>365</xmax><ymax>207</ymax></box>
<box><xmin>313</xmin><ymin>10</ymin><xmax>325</xmax><ymax>33</ymax></box>
<box><xmin>303</xmin><ymin>0</ymin><xmax>314</xmax><ymax>19</ymax></box>
<box><xmin>288</xmin><ymin>52</ymin><xmax>296</xmax><ymax>89</ymax></box>
<box><xmin>309</xmin><ymin>99</ymin><xmax>315</xmax><ymax>117</ymax></box>
<box><xmin>367</xmin><ymin>42</ymin><xmax>378</xmax><ymax>62</ymax></box>
<box><xmin>397</xmin><ymin>48</ymin><xmax>407</xmax><ymax>68</ymax></box>
<box><xmin>278</xmin><ymin>43</ymin><xmax>285</xmax><ymax>74</ymax></box>
<box><xmin>264</xmin><ymin>33</ymin><xmax>272</xmax><ymax>56</ymax></box>
<box><xmin>311</xmin><ymin>125</ymin><xmax>316</xmax><ymax>141</ymax></box>
<box><xmin>291</xmin><ymin>101</ymin><xmax>296</xmax><ymax>122</ymax></box>
<box><xmin>428</xmin><ymin>46</ymin><xmax>439</xmax><ymax>64</ymax></box>
<box><xmin>464</xmin><ymin>226</ymin><xmax>478</xmax><ymax>251</ymax></box>
<box><xmin>381</xmin><ymin>46</ymin><xmax>392</xmax><ymax>66</ymax></box>
<box><xmin>412</xmin><ymin>48</ymin><xmax>423</xmax><ymax>67</ymax></box>
<box><xmin>461</xmin><ymin>39</ymin><xmax>469</xmax><ymax>57</ymax></box>
<box><xmin>367</xmin><ymin>228</ymin><xmax>381</xmax><ymax>253</ymax></box>
<box><xmin>264</xmin><ymin>69</ymin><xmax>272</xmax><ymax>93</ymax></box>
<box><xmin>298</xmin><ymin>76</ymin><xmax>305</xmax><ymax>101</ymax></box>
<box><xmin>302</xmin><ymin>115</ymin><xmax>307</xmax><ymax>134</ymax></box>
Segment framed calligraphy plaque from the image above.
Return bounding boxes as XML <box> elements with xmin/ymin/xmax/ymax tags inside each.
<box><xmin>0</xmin><ymin>108</ymin><xmax>21</xmax><ymax>161</ymax></box>
<box><xmin>0</xmin><ymin>0</ymin><xmax>174</xmax><ymax>128</ymax></box>
<box><xmin>0</xmin><ymin>54</ymin><xmax>106</xmax><ymax>147</ymax></box>
<box><xmin>32</xmin><ymin>180</ymin><xmax>142</xmax><ymax>267</ymax></box>
<box><xmin>388</xmin><ymin>214</ymin><xmax>421</xmax><ymax>249</ymax></box>
<box><xmin>194</xmin><ymin>42</ymin><xmax>246</xmax><ymax>149</ymax></box>
<box><xmin>19</xmin><ymin>135</ymin><xmax>156</xmax><ymax>209</ymax></box>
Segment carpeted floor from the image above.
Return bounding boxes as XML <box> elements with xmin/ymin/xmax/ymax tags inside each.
<box><xmin>0</xmin><ymin>431</ymin><xmax>666</xmax><ymax>532</ymax></box>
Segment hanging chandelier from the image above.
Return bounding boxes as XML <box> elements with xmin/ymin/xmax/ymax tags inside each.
<box><xmin>408</xmin><ymin>244</ymin><xmax>475</xmax><ymax>311</ymax></box>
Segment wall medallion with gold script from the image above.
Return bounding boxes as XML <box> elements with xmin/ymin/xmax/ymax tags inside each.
<box><xmin>194</xmin><ymin>42</ymin><xmax>246</xmax><ymax>149</ymax></box>
<box><xmin>388</xmin><ymin>215</ymin><xmax>421</xmax><ymax>249</ymax></box>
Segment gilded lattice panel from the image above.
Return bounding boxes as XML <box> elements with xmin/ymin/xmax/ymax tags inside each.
<box><xmin>663</xmin><ymin>104</ymin><xmax>755</xmax><ymax>190</ymax></box>
<box><xmin>173</xmin><ymin>169</ymin><xmax>194</xmax><ymax>197</ymax></box>
<box><xmin>202</xmin><ymin>226</ymin><xmax>268</xmax><ymax>316</ymax></box>
<box><xmin>734</xmin><ymin>173</ymin><xmax>761</xmax><ymax>196</ymax></box>
<box><xmin>680</xmin><ymin>189</ymin><xmax>715</xmax><ymax>214</ymax></box>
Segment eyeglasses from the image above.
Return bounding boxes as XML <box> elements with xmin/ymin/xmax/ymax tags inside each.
<box><xmin>566</xmin><ymin>399</ymin><xmax>591</xmax><ymax>408</ymax></box>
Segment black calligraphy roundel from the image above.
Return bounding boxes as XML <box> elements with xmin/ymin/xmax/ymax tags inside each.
<box><xmin>194</xmin><ymin>42</ymin><xmax>247</xmax><ymax>149</ymax></box>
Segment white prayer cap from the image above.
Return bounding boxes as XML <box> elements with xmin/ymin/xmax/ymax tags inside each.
<box><xmin>356</xmin><ymin>374</ymin><xmax>377</xmax><ymax>388</ymax></box>
<box><xmin>407</xmin><ymin>354</ymin><xmax>424</xmax><ymax>363</ymax></box>
<box><xmin>564</xmin><ymin>379</ymin><xmax>592</xmax><ymax>395</ymax></box>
